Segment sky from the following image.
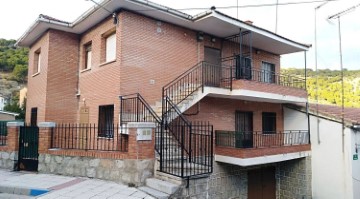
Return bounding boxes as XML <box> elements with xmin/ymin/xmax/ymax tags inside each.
<box><xmin>0</xmin><ymin>0</ymin><xmax>359</xmax><ymax>70</ymax></box>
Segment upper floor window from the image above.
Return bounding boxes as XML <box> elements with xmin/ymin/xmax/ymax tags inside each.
<box><xmin>105</xmin><ymin>32</ymin><xmax>116</xmax><ymax>62</ymax></box>
<box><xmin>84</xmin><ymin>42</ymin><xmax>92</xmax><ymax>70</ymax></box>
<box><xmin>33</xmin><ymin>49</ymin><xmax>41</xmax><ymax>74</ymax></box>
<box><xmin>261</xmin><ymin>62</ymin><xmax>275</xmax><ymax>83</ymax></box>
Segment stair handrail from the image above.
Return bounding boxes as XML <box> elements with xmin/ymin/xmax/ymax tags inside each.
<box><xmin>119</xmin><ymin>93</ymin><xmax>161</xmax><ymax>123</ymax></box>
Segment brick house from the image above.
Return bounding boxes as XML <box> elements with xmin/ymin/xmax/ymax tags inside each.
<box><xmin>16</xmin><ymin>0</ymin><xmax>312</xmax><ymax>198</ymax></box>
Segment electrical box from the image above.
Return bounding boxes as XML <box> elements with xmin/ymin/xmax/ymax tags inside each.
<box><xmin>137</xmin><ymin>128</ymin><xmax>152</xmax><ymax>141</ymax></box>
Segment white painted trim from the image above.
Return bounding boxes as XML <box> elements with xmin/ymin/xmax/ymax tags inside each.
<box><xmin>38</xmin><ymin>122</ymin><xmax>56</xmax><ymax>128</ymax></box>
<box><xmin>7</xmin><ymin>122</ymin><xmax>24</xmax><ymax>127</ymax></box>
<box><xmin>211</xmin><ymin>12</ymin><xmax>309</xmax><ymax>51</ymax></box>
<box><xmin>127</xmin><ymin>122</ymin><xmax>156</xmax><ymax>128</ymax></box>
<box><xmin>215</xmin><ymin>151</ymin><xmax>311</xmax><ymax>166</ymax></box>
<box><xmin>204</xmin><ymin>87</ymin><xmax>307</xmax><ymax>103</ymax></box>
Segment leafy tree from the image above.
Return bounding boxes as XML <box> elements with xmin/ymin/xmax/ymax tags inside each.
<box><xmin>282</xmin><ymin>68</ymin><xmax>360</xmax><ymax>108</ymax></box>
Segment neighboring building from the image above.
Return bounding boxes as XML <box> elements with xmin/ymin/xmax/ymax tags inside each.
<box><xmin>19</xmin><ymin>87</ymin><xmax>27</xmax><ymax>108</ymax></box>
<box><xmin>0</xmin><ymin>110</ymin><xmax>19</xmax><ymax>121</ymax></box>
<box><xmin>17</xmin><ymin>0</ymin><xmax>312</xmax><ymax>198</ymax></box>
<box><xmin>285</xmin><ymin>104</ymin><xmax>360</xmax><ymax>199</ymax></box>
<box><xmin>0</xmin><ymin>95</ymin><xmax>8</xmax><ymax>111</ymax></box>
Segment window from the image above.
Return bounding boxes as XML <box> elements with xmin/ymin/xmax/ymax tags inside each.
<box><xmin>31</xmin><ymin>108</ymin><xmax>38</xmax><ymax>126</ymax></box>
<box><xmin>235</xmin><ymin>55</ymin><xmax>252</xmax><ymax>80</ymax></box>
<box><xmin>84</xmin><ymin>43</ymin><xmax>92</xmax><ymax>70</ymax></box>
<box><xmin>105</xmin><ymin>33</ymin><xmax>116</xmax><ymax>62</ymax></box>
<box><xmin>262</xmin><ymin>112</ymin><xmax>276</xmax><ymax>134</ymax></box>
<box><xmin>33</xmin><ymin>49</ymin><xmax>41</xmax><ymax>74</ymax></box>
<box><xmin>261</xmin><ymin>62</ymin><xmax>275</xmax><ymax>83</ymax></box>
<box><xmin>98</xmin><ymin>105</ymin><xmax>114</xmax><ymax>138</ymax></box>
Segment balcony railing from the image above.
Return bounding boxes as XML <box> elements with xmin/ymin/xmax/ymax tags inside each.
<box><xmin>221</xmin><ymin>56</ymin><xmax>306</xmax><ymax>90</ymax></box>
<box><xmin>215</xmin><ymin>130</ymin><xmax>309</xmax><ymax>149</ymax></box>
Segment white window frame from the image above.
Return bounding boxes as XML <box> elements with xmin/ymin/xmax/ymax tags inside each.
<box><xmin>34</xmin><ymin>49</ymin><xmax>41</xmax><ymax>74</ymax></box>
<box><xmin>105</xmin><ymin>33</ymin><xmax>116</xmax><ymax>62</ymax></box>
<box><xmin>85</xmin><ymin>43</ymin><xmax>92</xmax><ymax>69</ymax></box>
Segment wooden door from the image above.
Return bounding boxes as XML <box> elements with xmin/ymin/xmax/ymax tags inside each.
<box><xmin>248</xmin><ymin>167</ymin><xmax>276</xmax><ymax>199</ymax></box>
<box><xmin>204</xmin><ymin>47</ymin><xmax>221</xmax><ymax>87</ymax></box>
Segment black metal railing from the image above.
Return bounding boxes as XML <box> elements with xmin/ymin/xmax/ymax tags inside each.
<box><xmin>162</xmin><ymin>61</ymin><xmax>232</xmax><ymax>106</ymax></box>
<box><xmin>0</xmin><ymin>121</ymin><xmax>7</xmax><ymax>146</ymax></box>
<box><xmin>51</xmin><ymin>124</ymin><xmax>128</xmax><ymax>152</ymax></box>
<box><xmin>215</xmin><ymin>130</ymin><xmax>309</xmax><ymax>148</ymax></box>
<box><xmin>222</xmin><ymin>56</ymin><xmax>306</xmax><ymax>90</ymax></box>
<box><xmin>161</xmin><ymin>96</ymin><xmax>213</xmax><ymax>178</ymax></box>
<box><xmin>119</xmin><ymin>93</ymin><xmax>162</xmax><ymax>153</ymax></box>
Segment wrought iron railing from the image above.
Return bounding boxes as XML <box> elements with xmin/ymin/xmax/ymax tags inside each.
<box><xmin>162</xmin><ymin>61</ymin><xmax>232</xmax><ymax>106</ymax></box>
<box><xmin>161</xmin><ymin>96</ymin><xmax>213</xmax><ymax>178</ymax></box>
<box><xmin>0</xmin><ymin>121</ymin><xmax>7</xmax><ymax>146</ymax></box>
<box><xmin>215</xmin><ymin>130</ymin><xmax>309</xmax><ymax>148</ymax></box>
<box><xmin>222</xmin><ymin>56</ymin><xmax>306</xmax><ymax>90</ymax></box>
<box><xmin>119</xmin><ymin>93</ymin><xmax>162</xmax><ymax>153</ymax></box>
<box><xmin>51</xmin><ymin>124</ymin><xmax>128</xmax><ymax>152</ymax></box>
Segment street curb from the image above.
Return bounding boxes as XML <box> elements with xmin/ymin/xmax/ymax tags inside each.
<box><xmin>0</xmin><ymin>185</ymin><xmax>49</xmax><ymax>196</ymax></box>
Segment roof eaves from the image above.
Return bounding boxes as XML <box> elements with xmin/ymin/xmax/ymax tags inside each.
<box><xmin>213</xmin><ymin>10</ymin><xmax>311</xmax><ymax>50</ymax></box>
<box><xmin>0</xmin><ymin>111</ymin><xmax>19</xmax><ymax>116</ymax></box>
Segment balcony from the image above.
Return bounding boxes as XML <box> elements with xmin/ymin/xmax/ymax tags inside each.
<box><xmin>206</xmin><ymin>58</ymin><xmax>308</xmax><ymax>103</ymax></box>
<box><xmin>214</xmin><ymin>130</ymin><xmax>311</xmax><ymax>166</ymax></box>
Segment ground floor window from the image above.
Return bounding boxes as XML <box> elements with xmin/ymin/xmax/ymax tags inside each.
<box><xmin>98</xmin><ymin>105</ymin><xmax>114</xmax><ymax>138</ymax></box>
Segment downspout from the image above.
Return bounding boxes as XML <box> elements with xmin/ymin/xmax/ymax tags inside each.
<box><xmin>304</xmin><ymin>51</ymin><xmax>311</xmax><ymax>144</ymax></box>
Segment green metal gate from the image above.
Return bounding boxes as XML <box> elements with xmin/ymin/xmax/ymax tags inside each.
<box><xmin>18</xmin><ymin>126</ymin><xmax>39</xmax><ymax>171</ymax></box>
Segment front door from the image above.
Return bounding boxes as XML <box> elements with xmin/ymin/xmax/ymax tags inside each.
<box><xmin>235</xmin><ymin>111</ymin><xmax>253</xmax><ymax>148</ymax></box>
<box><xmin>204</xmin><ymin>47</ymin><xmax>221</xmax><ymax>87</ymax></box>
<box><xmin>248</xmin><ymin>167</ymin><xmax>276</xmax><ymax>199</ymax></box>
<box><xmin>18</xmin><ymin>125</ymin><xmax>39</xmax><ymax>171</ymax></box>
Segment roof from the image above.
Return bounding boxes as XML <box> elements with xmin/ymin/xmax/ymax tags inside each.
<box><xmin>0</xmin><ymin>110</ymin><xmax>19</xmax><ymax>117</ymax></box>
<box><xmin>288</xmin><ymin>103</ymin><xmax>360</xmax><ymax>125</ymax></box>
<box><xmin>16</xmin><ymin>0</ymin><xmax>311</xmax><ymax>55</ymax></box>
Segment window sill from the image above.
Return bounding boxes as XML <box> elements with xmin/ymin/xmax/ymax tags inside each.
<box><xmin>99</xmin><ymin>59</ymin><xmax>116</xmax><ymax>67</ymax></box>
<box><xmin>97</xmin><ymin>136</ymin><xmax>114</xmax><ymax>140</ymax></box>
<box><xmin>80</xmin><ymin>68</ymin><xmax>91</xmax><ymax>73</ymax></box>
<box><xmin>32</xmin><ymin>72</ymin><xmax>40</xmax><ymax>77</ymax></box>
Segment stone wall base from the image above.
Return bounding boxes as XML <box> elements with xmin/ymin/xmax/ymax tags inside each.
<box><xmin>171</xmin><ymin>157</ymin><xmax>312</xmax><ymax>199</ymax></box>
<box><xmin>171</xmin><ymin>162</ymin><xmax>248</xmax><ymax>199</ymax></box>
<box><xmin>38</xmin><ymin>153</ymin><xmax>155</xmax><ymax>186</ymax></box>
<box><xmin>0</xmin><ymin>151</ymin><xmax>18</xmax><ymax>170</ymax></box>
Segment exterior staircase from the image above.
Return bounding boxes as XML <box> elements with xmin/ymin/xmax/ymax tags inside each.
<box><xmin>120</xmin><ymin>62</ymin><xmax>223</xmax><ymax>197</ymax></box>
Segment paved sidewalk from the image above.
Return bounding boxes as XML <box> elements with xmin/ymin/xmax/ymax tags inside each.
<box><xmin>0</xmin><ymin>169</ymin><xmax>155</xmax><ymax>199</ymax></box>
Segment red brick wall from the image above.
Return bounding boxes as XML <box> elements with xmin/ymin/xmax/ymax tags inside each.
<box><xmin>26</xmin><ymin>10</ymin><xmax>303</xmax><ymax>124</ymax></box>
<box><xmin>120</xmin><ymin>11</ymin><xmax>200</xmax><ymax>104</ymax></box>
<box><xmin>45</xmin><ymin>30</ymin><xmax>79</xmax><ymax>123</ymax></box>
<box><xmin>26</xmin><ymin>30</ymin><xmax>80</xmax><ymax>124</ymax></box>
<box><xmin>232</xmin><ymin>80</ymin><xmax>308</xmax><ymax>98</ymax></box>
<box><xmin>186</xmin><ymin>97</ymin><xmax>284</xmax><ymax>132</ymax></box>
<box><xmin>78</xmin><ymin>15</ymin><xmax>121</xmax><ymax>124</ymax></box>
<box><xmin>216</xmin><ymin>144</ymin><xmax>311</xmax><ymax>158</ymax></box>
<box><xmin>26</xmin><ymin>33</ymin><xmax>50</xmax><ymax>123</ymax></box>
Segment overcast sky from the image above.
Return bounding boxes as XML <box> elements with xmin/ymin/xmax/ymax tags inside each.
<box><xmin>0</xmin><ymin>0</ymin><xmax>359</xmax><ymax>70</ymax></box>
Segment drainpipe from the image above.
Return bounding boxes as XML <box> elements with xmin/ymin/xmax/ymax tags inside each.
<box><xmin>304</xmin><ymin>51</ymin><xmax>311</xmax><ymax>144</ymax></box>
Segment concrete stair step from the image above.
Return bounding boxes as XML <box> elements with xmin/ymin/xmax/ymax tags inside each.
<box><xmin>145</xmin><ymin>178</ymin><xmax>179</xmax><ymax>195</ymax></box>
<box><xmin>138</xmin><ymin>186</ymin><xmax>169</xmax><ymax>199</ymax></box>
